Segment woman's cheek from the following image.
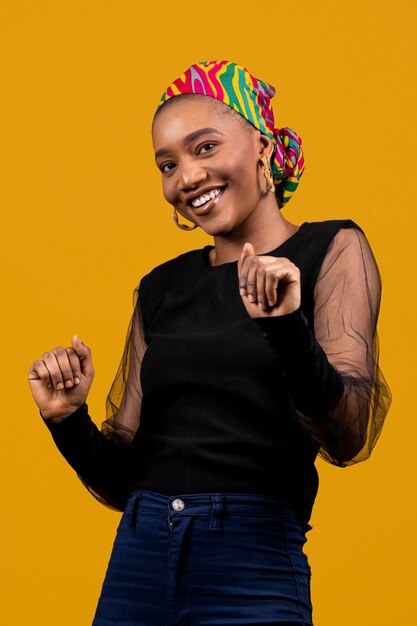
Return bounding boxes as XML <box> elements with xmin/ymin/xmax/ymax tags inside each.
<box><xmin>223</xmin><ymin>150</ymin><xmax>256</xmax><ymax>191</ymax></box>
<box><xmin>162</xmin><ymin>178</ymin><xmax>176</xmax><ymax>206</ymax></box>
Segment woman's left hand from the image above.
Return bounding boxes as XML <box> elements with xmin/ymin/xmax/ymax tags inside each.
<box><xmin>237</xmin><ymin>242</ymin><xmax>301</xmax><ymax>318</ymax></box>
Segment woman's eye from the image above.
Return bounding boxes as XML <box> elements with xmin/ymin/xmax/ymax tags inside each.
<box><xmin>161</xmin><ymin>162</ymin><xmax>176</xmax><ymax>173</ymax></box>
<box><xmin>199</xmin><ymin>143</ymin><xmax>216</xmax><ymax>154</ymax></box>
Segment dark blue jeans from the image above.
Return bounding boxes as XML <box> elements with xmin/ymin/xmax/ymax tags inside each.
<box><xmin>92</xmin><ymin>490</ymin><xmax>314</xmax><ymax>625</ymax></box>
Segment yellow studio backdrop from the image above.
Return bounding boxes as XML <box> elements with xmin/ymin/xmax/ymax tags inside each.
<box><xmin>1</xmin><ymin>1</ymin><xmax>415</xmax><ymax>624</ymax></box>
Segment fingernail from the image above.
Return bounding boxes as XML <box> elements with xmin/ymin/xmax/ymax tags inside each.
<box><xmin>268</xmin><ymin>300</ymin><xmax>274</xmax><ymax>306</ymax></box>
<box><xmin>240</xmin><ymin>288</ymin><xmax>245</xmax><ymax>296</ymax></box>
<box><xmin>56</xmin><ymin>382</ymin><xmax>64</xmax><ymax>390</ymax></box>
<box><xmin>248</xmin><ymin>294</ymin><xmax>254</xmax><ymax>302</ymax></box>
<box><xmin>258</xmin><ymin>302</ymin><xmax>263</xmax><ymax>309</ymax></box>
<box><xmin>65</xmin><ymin>379</ymin><xmax>74</xmax><ymax>388</ymax></box>
<box><xmin>74</xmin><ymin>377</ymin><xmax>80</xmax><ymax>385</ymax></box>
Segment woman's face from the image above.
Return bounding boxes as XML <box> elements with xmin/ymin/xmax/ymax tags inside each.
<box><xmin>152</xmin><ymin>95</ymin><xmax>274</xmax><ymax>237</ymax></box>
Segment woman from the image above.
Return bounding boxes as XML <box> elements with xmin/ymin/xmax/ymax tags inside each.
<box><xmin>28</xmin><ymin>60</ymin><xmax>392</xmax><ymax>626</ymax></box>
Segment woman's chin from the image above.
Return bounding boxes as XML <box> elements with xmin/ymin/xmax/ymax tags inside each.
<box><xmin>198</xmin><ymin>216</ymin><xmax>235</xmax><ymax>237</ymax></box>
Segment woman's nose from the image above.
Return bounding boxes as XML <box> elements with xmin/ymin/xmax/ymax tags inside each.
<box><xmin>178</xmin><ymin>160</ymin><xmax>208</xmax><ymax>191</ymax></box>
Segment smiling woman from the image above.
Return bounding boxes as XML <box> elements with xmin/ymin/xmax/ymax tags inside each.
<box><xmin>152</xmin><ymin>92</ymin><xmax>302</xmax><ymax>255</ymax></box>
<box><xmin>30</xmin><ymin>59</ymin><xmax>391</xmax><ymax>626</ymax></box>
<box><xmin>152</xmin><ymin>115</ymin><xmax>230</xmax><ymax>217</ymax></box>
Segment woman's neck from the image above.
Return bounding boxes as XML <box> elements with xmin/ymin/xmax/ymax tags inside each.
<box><xmin>207</xmin><ymin>211</ymin><xmax>301</xmax><ymax>267</ymax></box>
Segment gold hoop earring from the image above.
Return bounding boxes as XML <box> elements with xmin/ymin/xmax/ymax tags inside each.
<box><xmin>260</xmin><ymin>154</ymin><xmax>275</xmax><ymax>193</ymax></box>
<box><xmin>172</xmin><ymin>207</ymin><xmax>198</xmax><ymax>231</ymax></box>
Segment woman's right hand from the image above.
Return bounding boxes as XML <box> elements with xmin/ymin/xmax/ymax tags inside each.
<box><xmin>28</xmin><ymin>335</ymin><xmax>95</xmax><ymax>423</ymax></box>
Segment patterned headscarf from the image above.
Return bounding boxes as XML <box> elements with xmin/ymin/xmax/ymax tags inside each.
<box><xmin>156</xmin><ymin>60</ymin><xmax>305</xmax><ymax>208</ymax></box>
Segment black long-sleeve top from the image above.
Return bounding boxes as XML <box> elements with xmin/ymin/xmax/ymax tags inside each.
<box><xmin>41</xmin><ymin>219</ymin><xmax>392</xmax><ymax>524</ymax></box>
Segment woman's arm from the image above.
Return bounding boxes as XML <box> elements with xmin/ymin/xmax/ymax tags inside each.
<box><xmin>41</xmin><ymin>284</ymin><xmax>147</xmax><ymax>508</ymax></box>
<box><xmin>41</xmin><ymin>402</ymin><xmax>135</xmax><ymax>509</ymax></box>
<box><xmin>252</xmin><ymin>226</ymin><xmax>392</xmax><ymax>466</ymax></box>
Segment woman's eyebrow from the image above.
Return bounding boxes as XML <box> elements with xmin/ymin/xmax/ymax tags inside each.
<box><xmin>155</xmin><ymin>127</ymin><xmax>225</xmax><ymax>159</ymax></box>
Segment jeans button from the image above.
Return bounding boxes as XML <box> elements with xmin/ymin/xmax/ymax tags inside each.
<box><xmin>172</xmin><ymin>498</ymin><xmax>185</xmax><ymax>511</ymax></box>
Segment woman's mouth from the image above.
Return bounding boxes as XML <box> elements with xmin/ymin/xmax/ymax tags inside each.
<box><xmin>189</xmin><ymin>185</ymin><xmax>227</xmax><ymax>216</ymax></box>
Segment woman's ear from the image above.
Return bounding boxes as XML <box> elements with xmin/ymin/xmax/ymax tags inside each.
<box><xmin>258</xmin><ymin>133</ymin><xmax>275</xmax><ymax>163</ymax></box>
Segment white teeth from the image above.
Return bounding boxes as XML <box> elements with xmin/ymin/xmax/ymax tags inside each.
<box><xmin>191</xmin><ymin>188</ymin><xmax>222</xmax><ymax>208</ymax></box>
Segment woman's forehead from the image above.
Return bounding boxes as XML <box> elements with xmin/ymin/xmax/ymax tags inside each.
<box><xmin>152</xmin><ymin>96</ymin><xmax>249</xmax><ymax>149</ymax></box>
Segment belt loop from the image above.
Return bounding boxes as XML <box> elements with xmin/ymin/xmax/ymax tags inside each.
<box><xmin>210</xmin><ymin>494</ymin><xmax>223</xmax><ymax>531</ymax></box>
<box><xmin>303</xmin><ymin>521</ymin><xmax>313</xmax><ymax>533</ymax></box>
<box><xmin>126</xmin><ymin>492</ymin><xmax>142</xmax><ymax>533</ymax></box>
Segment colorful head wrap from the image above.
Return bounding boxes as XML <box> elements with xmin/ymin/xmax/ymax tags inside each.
<box><xmin>156</xmin><ymin>60</ymin><xmax>305</xmax><ymax>208</ymax></box>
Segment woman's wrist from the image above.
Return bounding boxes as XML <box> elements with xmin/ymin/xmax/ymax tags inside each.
<box><xmin>40</xmin><ymin>403</ymin><xmax>87</xmax><ymax>424</ymax></box>
<box><xmin>252</xmin><ymin>307</ymin><xmax>306</xmax><ymax>346</ymax></box>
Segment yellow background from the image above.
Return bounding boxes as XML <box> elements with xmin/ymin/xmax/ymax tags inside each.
<box><xmin>1</xmin><ymin>1</ymin><xmax>415</xmax><ymax>624</ymax></box>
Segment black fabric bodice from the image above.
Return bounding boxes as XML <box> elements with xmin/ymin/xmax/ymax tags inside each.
<box><xmin>41</xmin><ymin>219</ymin><xmax>392</xmax><ymax>524</ymax></box>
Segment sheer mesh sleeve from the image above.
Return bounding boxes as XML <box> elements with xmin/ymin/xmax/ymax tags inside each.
<box><xmin>41</xmin><ymin>283</ymin><xmax>147</xmax><ymax>510</ymax></box>
<box><xmin>253</xmin><ymin>226</ymin><xmax>392</xmax><ymax>467</ymax></box>
<box><xmin>101</xmin><ymin>284</ymin><xmax>146</xmax><ymax>446</ymax></box>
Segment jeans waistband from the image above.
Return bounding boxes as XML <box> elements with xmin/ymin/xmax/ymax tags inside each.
<box><xmin>125</xmin><ymin>489</ymin><xmax>312</xmax><ymax>534</ymax></box>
